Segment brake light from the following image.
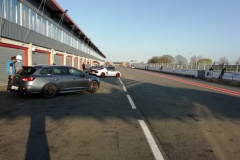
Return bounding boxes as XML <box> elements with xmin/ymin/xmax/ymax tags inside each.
<box><xmin>22</xmin><ymin>77</ymin><xmax>35</xmax><ymax>81</ymax></box>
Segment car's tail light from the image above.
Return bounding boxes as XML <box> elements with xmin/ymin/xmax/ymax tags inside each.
<box><xmin>22</xmin><ymin>77</ymin><xmax>35</xmax><ymax>81</ymax></box>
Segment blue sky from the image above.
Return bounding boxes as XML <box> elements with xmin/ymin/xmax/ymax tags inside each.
<box><xmin>56</xmin><ymin>0</ymin><xmax>240</xmax><ymax>63</ymax></box>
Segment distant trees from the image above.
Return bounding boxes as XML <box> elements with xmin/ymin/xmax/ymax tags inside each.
<box><xmin>148</xmin><ymin>55</ymin><xmax>174</xmax><ymax>64</ymax></box>
<box><xmin>198</xmin><ymin>58</ymin><xmax>212</xmax><ymax>64</ymax></box>
<box><xmin>145</xmin><ymin>54</ymin><xmax>239</xmax><ymax>71</ymax></box>
<box><xmin>147</xmin><ymin>54</ymin><xmax>213</xmax><ymax>69</ymax></box>
<box><xmin>188</xmin><ymin>56</ymin><xmax>213</xmax><ymax>69</ymax></box>
<box><xmin>190</xmin><ymin>56</ymin><xmax>213</xmax><ymax>65</ymax></box>
<box><xmin>148</xmin><ymin>56</ymin><xmax>159</xmax><ymax>63</ymax></box>
<box><xmin>190</xmin><ymin>56</ymin><xmax>202</xmax><ymax>67</ymax></box>
<box><xmin>218</xmin><ymin>57</ymin><xmax>228</xmax><ymax>66</ymax></box>
<box><xmin>175</xmin><ymin>55</ymin><xmax>187</xmax><ymax>66</ymax></box>
<box><xmin>159</xmin><ymin>55</ymin><xmax>174</xmax><ymax>63</ymax></box>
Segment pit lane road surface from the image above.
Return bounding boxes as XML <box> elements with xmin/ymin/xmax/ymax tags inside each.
<box><xmin>0</xmin><ymin>66</ymin><xmax>240</xmax><ymax>160</ymax></box>
<box><xmin>119</xmin><ymin>67</ymin><xmax>240</xmax><ymax>160</ymax></box>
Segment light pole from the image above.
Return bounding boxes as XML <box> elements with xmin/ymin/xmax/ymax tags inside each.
<box><xmin>187</xmin><ymin>53</ymin><xmax>191</xmax><ymax>69</ymax></box>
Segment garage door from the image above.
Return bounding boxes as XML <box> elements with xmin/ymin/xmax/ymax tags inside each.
<box><xmin>54</xmin><ymin>54</ymin><xmax>63</xmax><ymax>65</ymax></box>
<box><xmin>80</xmin><ymin>58</ymin><xmax>84</xmax><ymax>70</ymax></box>
<box><xmin>32</xmin><ymin>52</ymin><xmax>49</xmax><ymax>65</ymax></box>
<box><xmin>74</xmin><ymin>58</ymin><xmax>78</xmax><ymax>68</ymax></box>
<box><xmin>66</xmin><ymin>56</ymin><xmax>72</xmax><ymax>66</ymax></box>
<box><xmin>0</xmin><ymin>46</ymin><xmax>25</xmax><ymax>85</ymax></box>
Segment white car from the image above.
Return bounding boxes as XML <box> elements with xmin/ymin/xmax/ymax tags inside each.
<box><xmin>90</xmin><ymin>67</ymin><xmax>121</xmax><ymax>77</ymax></box>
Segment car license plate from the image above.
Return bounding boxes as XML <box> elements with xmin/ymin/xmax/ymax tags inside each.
<box><xmin>11</xmin><ymin>86</ymin><xmax>18</xmax><ymax>90</ymax></box>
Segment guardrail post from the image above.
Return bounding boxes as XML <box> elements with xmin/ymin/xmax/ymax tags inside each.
<box><xmin>236</xmin><ymin>62</ymin><xmax>239</xmax><ymax>72</ymax></box>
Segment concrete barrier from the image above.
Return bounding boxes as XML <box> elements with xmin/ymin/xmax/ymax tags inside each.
<box><xmin>134</xmin><ymin>64</ymin><xmax>240</xmax><ymax>84</ymax></box>
<box><xmin>233</xmin><ymin>72</ymin><xmax>240</xmax><ymax>81</ymax></box>
<box><xmin>205</xmin><ymin>71</ymin><xmax>240</xmax><ymax>81</ymax></box>
<box><xmin>205</xmin><ymin>71</ymin><xmax>213</xmax><ymax>78</ymax></box>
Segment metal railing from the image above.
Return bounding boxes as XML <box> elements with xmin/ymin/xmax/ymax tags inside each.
<box><xmin>133</xmin><ymin>63</ymin><xmax>240</xmax><ymax>82</ymax></box>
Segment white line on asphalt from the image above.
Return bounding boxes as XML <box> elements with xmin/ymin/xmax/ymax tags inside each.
<box><xmin>118</xmin><ymin>77</ymin><xmax>164</xmax><ymax>159</ymax></box>
<box><xmin>119</xmin><ymin>78</ymin><xmax>126</xmax><ymax>91</ymax></box>
<box><xmin>122</xmin><ymin>85</ymin><xmax>127</xmax><ymax>92</ymax></box>
<box><xmin>139</xmin><ymin>120</ymin><xmax>165</xmax><ymax>160</ymax></box>
<box><xmin>119</xmin><ymin>78</ymin><xmax>123</xmax><ymax>85</ymax></box>
<box><xmin>127</xmin><ymin>95</ymin><xmax>137</xmax><ymax>109</ymax></box>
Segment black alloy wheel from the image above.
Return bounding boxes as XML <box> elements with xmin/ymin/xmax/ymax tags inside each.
<box><xmin>42</xmin><ymin>83</ymin><xmax>57</xmax><ymax>98</ymax></box>
<box><xmin>88</xmin><ymin>81</ymin><xmax>99</xmax><ymax>93</ymax></box>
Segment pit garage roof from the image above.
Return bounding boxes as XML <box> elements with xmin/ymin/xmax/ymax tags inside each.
<box><xmin>40</xmin><ymin>0</ymin><xmax>106</xmax><ymax>58</ymax></box>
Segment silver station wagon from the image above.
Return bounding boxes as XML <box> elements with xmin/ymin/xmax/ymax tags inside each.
<box><xmin>10</xmin><ymin>65</ymin><xmax>100</xmax><ymax>98</ymax></box>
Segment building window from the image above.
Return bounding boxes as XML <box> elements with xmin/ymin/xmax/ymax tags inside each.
<box><xmin>42</xmin><ymin>17</ymin><xmax>46</xmax><ymax>36</ymax></box>
<box><xmin>0</xmin><ymin>0</ymin><xmax>3</xmax><ymax>18</ymax></box>
<box><xmin>36</xmin><ymin>14</ymin><xmax>41</xmax><ymax>33</ymax></box>
<box><xmin>6</xmin><ymin>0</ymin><xmax>10</xmax><ymax>20</ymax></box>
<box><xmin>61</xmin><ymin>30</ymin><xmax>63</xmax><ymax>43</ymax></box>
<box><xmin>0</xmin><ymin>0</ymin><xmax>7</xmax><ymax>19</ymax></box>
<box><xmin>22</xmin><ymin>4</ymin><xmax>29</xmax><ymax>28</ymax></box>
<box><xmin>58</xmin><ymin>27</ymin><xmax>61</xmax><ymax>42</ymax></box>
<box><xmin>0</xmin><ymin>0</ymin><xmax>99</xmax><ymax>57</ymax></box>
<box><xmin>0</xmin><ymin>0</ymin><xmax>19</xmax><ymax>24</ymax></box>
<box><xmin>47</xmin><ymin>21</ymin><xmax>51</xmax><ymax>37</ymax></box>
<box><xmin>52</xmin><ymin>24</ymin><xmax>56</xmax><ymax>39</ymax></box>
<box><xmin>31</xmin><ymin>10</ymin><xmax>36</xmax><ymax>31</ymax></box>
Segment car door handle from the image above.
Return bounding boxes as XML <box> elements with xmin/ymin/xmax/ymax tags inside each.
<box><xmin>55</xmin><ymin>79</ymin><xmax>59</xmax><ymax>81</ymax></box>
<box><xmin>72</xmin><ymin>78</ymin><xmax>75</xmax><ymax>80</ymax></box>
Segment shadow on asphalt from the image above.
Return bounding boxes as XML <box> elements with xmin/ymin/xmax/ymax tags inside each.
<box><xmin>0</xmin><ymin>74</ymin><xmax>240</xmax><ymax>160</ymax></box>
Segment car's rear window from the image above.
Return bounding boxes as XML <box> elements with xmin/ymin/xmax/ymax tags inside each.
<box><xmin>18</xmin><ymin>67</ymin><xmax>37</xmax><ymax>75</ymax></box>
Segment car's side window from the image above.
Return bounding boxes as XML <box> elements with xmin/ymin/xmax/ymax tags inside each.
<box><xmin>40</xmin><ymin>68</ymin><xmax>53</xmax><ymax>75</ymax></box>
<box><xmin>68</xmin><ymin>68</ymin><xmax>82</xmax><ymax>76</ymax></box>
<box><xmin>107</xmin><ymin>67</ymin><xmax>115</xmax><ymax>71</ymax></box>
<box><xmin>53</xmin><ymin>68</ymin><xmax>67</xmax><ymax>75</ymax></box>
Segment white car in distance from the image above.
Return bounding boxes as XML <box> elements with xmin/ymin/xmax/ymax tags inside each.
<box><xmin>90</xmin><ymin>66</ymin><xmax>121</xmax><ymax>77</ymax></box>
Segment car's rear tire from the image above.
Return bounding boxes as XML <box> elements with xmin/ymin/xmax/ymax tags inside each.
<box><xmin>42</xmin><ymin>83</ymin><xmax>57</xmax><ymax>98</ymax></box>
<box><xmin>100</xmin><ymin>72</ymin><xmax>105</xmax><ymax>77</ymax></box>
<box><xmin>116</xmin><ymin>73</ymin><xmax>120</xmax><ymax>77</ymax></box>
<box><xmin>88</xmin><ymin>81</ymin><xmax>99</xmax><ymax>93</ymax></box>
